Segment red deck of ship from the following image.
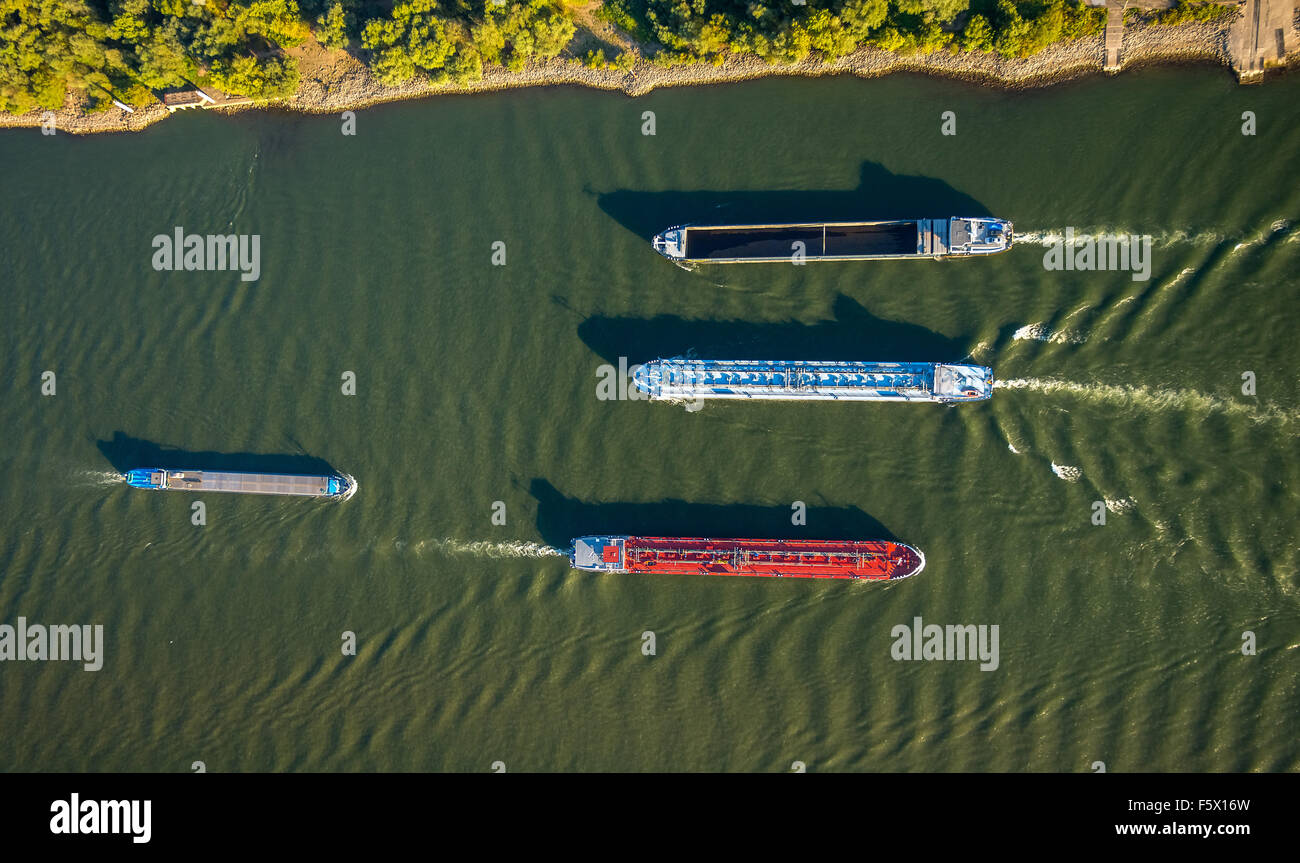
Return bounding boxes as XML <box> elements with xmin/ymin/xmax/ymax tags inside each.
<box><xmin>622</xmin><ymin>537</ymin><xmax>920</xmax><ymax>580</ymax></box>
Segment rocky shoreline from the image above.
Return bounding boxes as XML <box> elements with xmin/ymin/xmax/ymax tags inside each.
<box><xmin>0</xmin><ymin>20</ymin><xmax>1282</xmax><ymax>136</ymax></box>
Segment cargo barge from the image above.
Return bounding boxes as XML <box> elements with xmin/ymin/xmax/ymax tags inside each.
<box><xmin>125</xmin><ymin>468</ymin><xmax>355</xmax><ymax>499</ymax></box>
<box><xmin>652</xmin><ymin>217</ymin><xmax>1012</xmax><ymax>264</ymax></box>
<box><xmin>633</xmin><ymin>359</ymin><xmax>992</xmax><ymax>403</ymax></box>
<box><xmin>570</xmin><ymin>536</ymin><xmax>924</xmax><ymax>581</ymax></box>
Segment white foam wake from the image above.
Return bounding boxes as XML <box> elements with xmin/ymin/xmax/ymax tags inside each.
<box><xmin>77</xmin><ymin>469</ymin><xmax>126</xmax><ymax>486</ymax></box>
<box><xmin>994</xmin><ymin>377</ymin><xmax>1298</xmax><ymax>427</ymax></box>
<box><xmin>1159</xmin><ymin>267</ymin><xmax>1196</xmax><ymax>290</ymax></box>
<box><xmin>1050</xmin><ymin>463</ymin><xmax>1081</xmax><ymax>481</ymax></box>
<box><xmin>420</xmin><ymin>539</ymin><xmax>566</xmax><ymax>559</ymax></box>
<box><xmin>1012</xmin><ymin>322</ymin><xmax>1087</xmax><ymax>345</ymax></box>
<box><xmin>1015</xmin><ymin>227</ymin><xmax>1227</xmax><ymax>246</ymax></box>
<box><xmin>1233</xmin><ymin>219</ymin><xmax>1294</xmax><ymax>252</ymax></box>
<box><xmin>1018</xmin><ymin>219</ymin><xmax>1295</xmax><ymax>249</ymax></box>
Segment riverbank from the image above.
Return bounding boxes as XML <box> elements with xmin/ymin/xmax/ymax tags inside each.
<box><xmin>0</xmin><ymin>19</ymin><xmax>1284</xmax><ymax>136</ymax></box>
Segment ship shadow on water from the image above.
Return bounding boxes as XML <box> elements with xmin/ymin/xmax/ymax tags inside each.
<box><xmin>594</xmin><ymin>161</ymin><xmax>993</xmax><ymax>240</ymax></box>
<box><xmin>530</xmin><ymin>479</ymin><xmax>899</xmax><ymax>548</ymax></box>
<box><xmin>96</xmin><ymin>432</ymin><xmax>340</xmax><ymax>477</ymax></box>
<box><xmin>577</xmin><ymin>294</ymin><xmax>964</xmax><ymax>364</ymax></box>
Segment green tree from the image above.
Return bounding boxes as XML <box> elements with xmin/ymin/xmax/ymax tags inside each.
<box><xmin>109</xmin><ymin>0</ymin><xmax>152</xmax><ymax>43</ymax></box>
<box><xmin>1022</xmin><ymin>0</ymin><xmax>1065</xmax><ymax>55</ymax></box>
<box><xmin>315</xmin><ymin>1</ymin><xmax>352</xmax><ymax>49</ymax></box>
<box><xmin>992</xmin><ymin>0</ymin><xmax>1031</xmax><ymax>56</ymax></box>
<box><xmin>361</xmin><ymin>0</ymin><xmax>455</xmax><ymax>84</ymax></box>
<box><xmin>231</xmin><ymin>0</ymin><xmax>311</xmax><ymax>48</ymax></box>
<box><xmin>209</xmin><ymin>51</ymin><xmax>300</xmax><ymax>96</ymax></box>
<box><xmin>131</xmin><ymin>20</ymin><xmax>193</xmax><ymax>89</ymax></box>
<box><xmin>895</xmin><ymin>0</ymin><xmax>970</xmax><ymax>23</ymax></box>
<box><xmin>470</xmin><ymin>17</ymin><xmax>506</xmax><ymax>63</ymax></box>
<box><xmin>0</xmin><ymin>0</ymin><xmax>123</xmax><ymax>113</ymax></box>
<box><xmin>446</xmin><ymin>45</ymin><xmax>483</xmax><ymax>82</ymax></box>
<box><xmin>959</xmin><ymin>13</ymin><xmax>994</xmax><ymax>52</ymax></box>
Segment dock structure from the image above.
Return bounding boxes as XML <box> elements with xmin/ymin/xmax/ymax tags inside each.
<box><xmin>162</xmin><ymin>89</ymin><xmax>216</xmax><ymax>112</ymax></box>
<box><xmin>1101</xmin><ymin>0</ymin><xmax>1296</xmax><ymax>79</ymax></box>
<box><xmin>161</xmin><ymin>86</ymin><xmax>260</xmax><ymax>113</ymax></box>
<box><xmin>1105</xmin><ymin>0</ymin><xmax>1125</xmax><ymax>71</ymax></box>
<box><xmin>1229</xmin><ymin>0</ymin><xmax>1299</xmax><ymax>78</ymax></box>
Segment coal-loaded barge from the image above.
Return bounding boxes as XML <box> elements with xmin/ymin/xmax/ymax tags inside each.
<box><xmin>570</xmin><ymin>536</ymin><xmax>924</xmax><ymax>581</ymax></box>
<box><xmin>633</xmin><ymin>359</ymin><xmax>992</xmax><ymax>403</ymax></box>
<box><xmin>652</xmin><ymin>217</ymin><xmax>1012</xmax><ymax>265</ymax></box>
<box><xmin>125</xmin><ymin>468</ymin><xmax>355</xmax><ymax>499</ymax></box>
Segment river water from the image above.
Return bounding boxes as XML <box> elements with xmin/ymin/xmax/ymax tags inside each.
<box><xmin>0</xmin><ymin>66</ymin><xmax>1296</xmax><ymax>771</ymax></box>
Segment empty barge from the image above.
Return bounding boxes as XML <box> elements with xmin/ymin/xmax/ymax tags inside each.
<box><xmin>633</xmin><ymin>359</ymin><xmax>993</xmax><ymax>403</ymax></box>
<box><xmin>570</xmin><ymin>536</ymin><xmax>924</xmax><ymax>581</ymax></box>
<box><xmin>652</xmin><ymin>217</ymin><xmax>1012</xmax><ymax>264</ymax></box>
<box><xmin>125</xmin><ymin>468</ymin><xmax>355</xmax><ymax>499</ymax></box>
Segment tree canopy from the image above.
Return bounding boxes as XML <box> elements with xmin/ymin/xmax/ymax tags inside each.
<box><xmin>0</xmin><ymin>0</ymin><xmax>1108</xmax><ymax>116</ymax></box>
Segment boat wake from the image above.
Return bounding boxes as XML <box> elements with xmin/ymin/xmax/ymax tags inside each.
<box><xmin>1012</xmin><ymin>322</ymin><xmax>1088</xmax><ymax>345</ymax></box>
<box><xmin>419</xmin><ymin>539</ymin><xmax>567</xmax><ymax>559</ymax></box>
<box><xmin>1017</xmin><ymin>219</ymin><xmax>1294</xmax><ymax>250</ymax></box>
<box><xmin>76</xmin><ymin>469</ymin><xmax>126</xmax><ymax>487</ymax></box>
<box><xmin>1050</xmin><ymin>462</ymin><xmax>1082</xmax><ymax>481</ymax></box>
<box><xmin>1230</xmin><ymin>219</ymin><xmax>1293</xmax><ymax>253</ymax></box>
<box><xmin>968</xmin><ymin>339</ymin><xmax>993</xmax><ymax>360</ymax></box>
<box><xmin>1158</xmin><ymin>267</ymin><xmax>1196</xmax><ymax>291</ymax></box>
<box><xmin>1105</xmin><ymin>497</ymin><xmax>1137</xmax><ymax>513</ymax></box>
<box><xmin>1014</xmin><ymin>226</ymin><xmax>1227</xmax><ymax>246</ymax></box>
<box><xmin>994</xmin><ymin>377</ymin><xmax>1298</xmax><ymax>427</ymax></box>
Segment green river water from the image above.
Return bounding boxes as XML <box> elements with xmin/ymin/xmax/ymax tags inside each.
<box><xmin>1</xmin><ymin>66</ymin><xmax>1297</xmax><ymax>771</ymax></box>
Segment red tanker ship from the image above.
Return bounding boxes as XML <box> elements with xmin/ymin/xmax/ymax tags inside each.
<box><xmin>569</xmin><ymin>536</ymin><xmax>924</xmax><ymax>581</ymax></box>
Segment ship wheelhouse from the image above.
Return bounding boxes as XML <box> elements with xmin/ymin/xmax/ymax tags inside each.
<box><xmin>570</xmin><ymin>536</ymin><xmax>628</xmax><ymax>572</ymax></box>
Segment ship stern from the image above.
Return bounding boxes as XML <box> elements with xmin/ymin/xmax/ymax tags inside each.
<box><xmin>570</xmin><ymin>536</ymin><xmax>628</xmax><ymax>572</ymax></box>
<box><xmin>125</xmin><ymin>468</ymin><xmax>165</xmax><ymax>489</ymax></box>
<box><xmin>971</xmin><ymin>217</ymin><xmax>1013</xmax><ymax>253</ymax></box>
<box><xmin>933</xmin><ymin>364</ymin><xmax>994</xmax><ymax>402</ymax></box>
